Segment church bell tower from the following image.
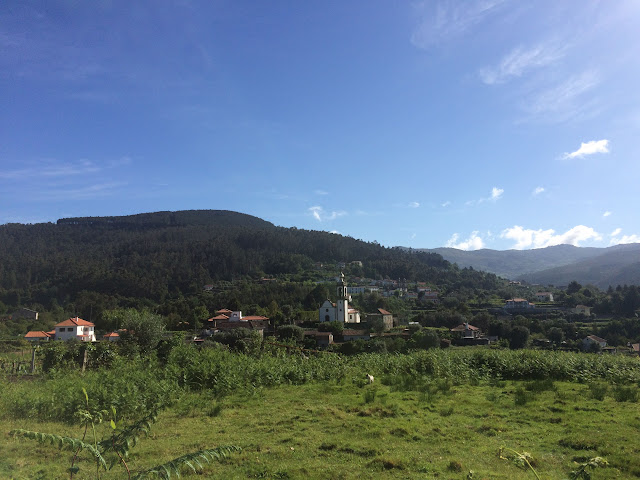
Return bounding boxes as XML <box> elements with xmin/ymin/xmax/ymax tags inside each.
<box><xmin>336</xmin><ymin>272</ymin><xmax>349</xmax><ymax>323</ymax></box>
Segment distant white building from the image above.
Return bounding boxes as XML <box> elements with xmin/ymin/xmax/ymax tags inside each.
<box><xmin>53</xmin><ymin>317</ymin><xmax>96</xmax><ymax>342</ymax></box>
<box><xmin>319</xmin><ymin>273</ymin><xmax>361</xmax><ymax>323</ymax></box>
<box><xmin>535</xmin><ymin>292</ymin><xmax>554</xmax><ymax>302</ymax></box>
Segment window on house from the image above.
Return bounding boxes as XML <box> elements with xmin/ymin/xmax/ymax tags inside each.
<box><xmin>68</xmin><ymin>327</ymin><xmax>74</xmax><ymax>332</ymax></box>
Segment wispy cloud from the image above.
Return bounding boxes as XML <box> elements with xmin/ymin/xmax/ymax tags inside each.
<box><xmin>445</xmin><ymin>231</ymin><xmax>484</xmax><ymax>250</ymax></box>
<box><xmin>480</xmin><ymin>43</ymin><xmax>565</xmax><ymax>85</ymax></box>
<box><xmin>491</xmin><ymin>187</ymin><xmax>504</xmax><ymax>200</ymax></box>
<box><xmin>611</xmin><ymin>228</ymin><xmax>622</xmax><ymax>237</ymax></box>
<box><xmin>308</xmin><ymin>206</ymin><xmax>347</xmax><ymax>222</ymax></box>
<box><xmin>0</xmin><ymin>160</ymin><xmax>100</xmax><ymax>180</ymax></box>
<box><xmin>523</xmin><ymin>71</ymin><xmax>600</xmax><ymax>123</ymax></box>
<box><xmin>441</xmin><ymin>200</ymin><xmax>451</xmax><ymax>207</ymax></box>
<box><xmin>0</xmin><ymin>157</ymin><xmax>131</xmax><ymax>180</ymax></box>
<box><xmin>314</xmin><ymin>189</ymin><xmax>329</xmax><ymax>195</ymax></box>
<box><xmin>563</xmin><ymin>139</ymin><xmax>610</xmax><ymax>159</ymax></box>
<box><xmin>411</xmin><ymin>0</ymin><xmax>507</xmax><ymax>49</ymax></box>
<box><xmin>33</xmin><ymin>182</ymin><xmax>128</xmax><ymax>201</ymax></box>
<box><xmin>408</xmin><ymin>201</ymin><xmax>420</xmax><ymax>208</ymax></box>
<box><xmin>603</xmin><ymin>211</ymin><xmax>612</xmax><ymax>217</ymax></box>
<box><xmin>500</xmin><ymin>224</ymin><xmax>602</xmax><ymax>249</ymax></box>
<box><xmin>532</xmin><ymin>186</ymin><xmax>545</xmax><ymax>196</ymax></box>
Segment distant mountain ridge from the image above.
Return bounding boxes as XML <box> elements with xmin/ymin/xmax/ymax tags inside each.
<box><xmin>417</xmin><ymin>243</ymin><xmax>640</xmax><ymax>288</ymax></box>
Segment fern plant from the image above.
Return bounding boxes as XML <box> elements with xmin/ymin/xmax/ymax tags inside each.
<box><xmin>9</xmin><ymin>389</ymin><xmax>240</xmax><ymax>479</ymax></box>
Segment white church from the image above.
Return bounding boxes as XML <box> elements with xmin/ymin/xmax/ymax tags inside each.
<box><xmin>318</xmin><ymin>273</ymin><xmax>361</xmax><ymax>323</ymax></box>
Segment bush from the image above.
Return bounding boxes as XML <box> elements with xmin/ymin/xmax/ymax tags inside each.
<box><xmin>612</xmin><ymin>385</ymin><xmax>638</xmax><ymax>403</ymax></box>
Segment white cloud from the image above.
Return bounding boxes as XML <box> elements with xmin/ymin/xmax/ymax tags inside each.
<box><xmin>408</xmin><ymin>201</ymin><xmax>420</xmax><ymax>208</ymax></box>
<box><xmin>468</xmin><ymin>187</ymin><xmax>504</xmax><ymax>205</ymax></box>
<box><xmin>609</xmin><ymin>228</ymin><xmax>640</xmax><ymax>245</ymax></box>
<box><xmin>411</xmin><ymin>0</ymin><xmax>507</xmax><ymax>49</ymax></box>
<box><xmin>500</xmin><ymin>225</ymin><xmax>602</xmax><ymax>249</ymax></box>
<box><xmin>480</xmin><ymin>43</ymin><xmax>565</xmax><ymax>85</ymax></box>
<box><xmin>533</xmin><ymin>186</ymin><xmax>545</xmax><ymax>195</ymax></box>
<box><xmin>446</xmin><ymin>231</ymin><xmax>484</xmax><ymax>250</ymax></box>
<box><xmin>441</xmin><ymin>200</ymin><xmax>451</xmax><ymax>207</ymax></box>
<box><xmin>563</xmin><ymin>139</ymin><xmax>610</xmax><ymax>159</ymax></box>
<box><xmin>314</xmin><ymin>189</ymin><xmax>328</xmax><ymax>195</ymax></box>
<box><xmin>603</xmin><ymin>211</ymin><xmax>611</xmax><ymax>217</ymax></box>
<box><xmin>308</xmin><ymin>206</ymin><xmax>346</xmax><ymax>222</ymax></box>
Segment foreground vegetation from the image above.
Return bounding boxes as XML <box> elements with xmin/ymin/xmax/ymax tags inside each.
<box><xmin>2</xmin><ymin>347</ymin><xmax>639</xmax><ymax>479</ymax></box>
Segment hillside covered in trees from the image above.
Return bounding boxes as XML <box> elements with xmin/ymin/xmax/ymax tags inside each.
<box><xmin>0</xmin><ymin>210</ymin><xmax>501</xmax><ymax>332</ymax></box>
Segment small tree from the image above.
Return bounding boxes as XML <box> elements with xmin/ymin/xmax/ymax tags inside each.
<box><xmin>276</xmin><ymin>325</ymin><xmax>304</xmax><ymax>343</ymax></box>
<box><xmin>509</xmin><ymin>325</ymin><xmax>530</xmax><ymax>349</ymax></box>
<box><xmin>108</xmin><ymin>309</ymin><xmax>166</xmax><ymax>356</ymax></box>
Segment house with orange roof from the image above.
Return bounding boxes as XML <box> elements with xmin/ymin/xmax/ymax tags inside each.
<box><xmin>53</xmin><ymin>317</ymin><xmax>96</xmax><ymax>342</ymax></box>
<box><xmin>24</xmin><ymin>330</ymin><xmax>54</xmax><ymax>342</ymax></box>
<box><xmin>103</xmin><ymin>331</ymin><xmax>121</xmax><ymax>342</ymax></box>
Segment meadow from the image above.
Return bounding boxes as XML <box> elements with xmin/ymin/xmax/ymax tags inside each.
<box><xmin>1</xmin><ymin>347</ymin><xmax>639</xmax><ymax>479</ymax></box>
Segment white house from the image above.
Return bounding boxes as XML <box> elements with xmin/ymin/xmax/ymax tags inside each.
<box><xmin>535</xmin><ymin>292</ymin><xmax>554</xmax><ymax>302</ymax></box>
<box><xmin>319</xmin><ymin>273</ymin><xmax>361</xmax><ymax>324</ymax></box>
<box><xmin>583</xmin><ymin>335</ymin><xmax>607</xmax><ymax>350</ymax></box>
<box><xmin>505</xmin><ymin>298</ymin><xmax>535</xmax><ymax>310</ymax></box>
<box><xmin>53</xmin><ymin>317</ymin><xmax>96</xmax><ymax>342</ymax></box>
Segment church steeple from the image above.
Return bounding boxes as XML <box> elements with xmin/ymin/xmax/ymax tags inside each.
<box><xmin>337</xmin><ymin>272</ymin><xmax>348</xmax><ymax>300</ymax></box>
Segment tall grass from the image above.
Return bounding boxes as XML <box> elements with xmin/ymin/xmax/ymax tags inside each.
<box><xmin>2</xmin><ymin>347</ymin><xmax>638</xmax><ymax>423</ymax></box>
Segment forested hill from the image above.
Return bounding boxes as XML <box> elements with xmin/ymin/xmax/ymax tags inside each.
<box><xmin>57</xmin><ymin>209</ymin><xmax>274</xmax><ymax>229</ymax></box>
<box><xmin>0</xmin><ymin>210</ymin><xmax>501</xmax><ymax>320</ymax></box>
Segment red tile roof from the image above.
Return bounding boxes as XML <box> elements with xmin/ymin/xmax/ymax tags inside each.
<box><xmin>241</xmin><ymin>315</ymin><xmax>269</xmax><ymax>321</ymax></box>
<box><xmin>103</xmin><ymin>332</ymin><xmax>120</xmax><ymax>338</ymax></box>
<box><xmin>208</xmin><ymin>315</ymin><xmax>230</xmax><ymax>321</ymax></box>
<box><xmin>216</xmin><ymin>308</ymin><xmax>233</xmax><ymax>314</ymax></box>
<box><xmin>377</xmin><ymin>308</ymin><xmax>392</xmax><ymax>315</ymax></box>
<box><xmin>451</xmin><ymin>323</ymin><xmax>480</xmax><ymax>332</ymax></box>
<box><xmin>25</xmin><ymin>330</ymin><xmax>53</xmax><ymax>338</ymax></box>
<box><xmin>54</xmin><ymin>317</ymin><xmax>95</xmax><ymax>327</ymax></box>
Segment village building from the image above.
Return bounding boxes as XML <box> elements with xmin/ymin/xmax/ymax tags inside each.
<box><xmin>53</xmin><ymin>317</ymin><xmax>96</xmax><ymax>342</ymax></box>
<box><xmin>205</xmin><ymin>310</ymin><xmax>270</xmax><ymax>338</ymax></box>
<box><xmin>318</xmin><ymin>273</ymin><xmax>361</xmax><ymax>323</ymax></box>
<box><xmin>583</xmin><ymin>335</ymin><xmax>607</xmax><ymax>351</ymax></box>
<box><xmin>365</xmin><ymin>308</ymin><xmax>394</xmax><ymax>330</ymax></box>
<box><xmin>12</xmin><ymin>308</ymin><xmax>39</xmax><ymax>321</ymax></box>
<box><xmin>504</xmin><ymin>298</ymin><xmax>535</xmax><ymax>310</ymax></box>
<box><xmin>574</xmin><ymin>305</ymin><xmax>591</xmax><ymax>316</ymax></box>
<box><xmin>535</xmin><ymin>292</ymin><xmax>554</xmax><ymax>302</ymax></box>
<box><xmin>24</xmin><ymin>330</ymin><xmax>54</xmax><ymax>342</ymax></box>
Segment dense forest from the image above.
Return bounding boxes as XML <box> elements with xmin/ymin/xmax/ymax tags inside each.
<box><xmin>0</xmin><ymin>210</ymin><xmax>502</xmax><ymax>333</ymax></box>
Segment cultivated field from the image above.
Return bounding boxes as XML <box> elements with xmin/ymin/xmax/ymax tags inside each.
<box><xmin>1</xmin><ymin>348</ymin><xmax>639</xmax><ymax>479</ymax></box>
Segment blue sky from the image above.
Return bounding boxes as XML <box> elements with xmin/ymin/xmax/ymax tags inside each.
<box><xmin>2</xmin><ymin>1</ymin><xmax>639</xmax><ymax>250</ymax></box>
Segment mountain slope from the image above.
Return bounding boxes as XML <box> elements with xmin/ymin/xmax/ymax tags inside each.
<box><xmin>419</xmin><ymin>243</ymin><xmax>640</xmax><ymax>287</ymax></box>
<box><xmin>520</xmin><ymin>245</ymin><xmax>640</xmax><ymax>288</ymax></box>
<box><xmin>422</xmin><ymin>245</ymin><xmax>600</xmax><ymax>279</ymax></box>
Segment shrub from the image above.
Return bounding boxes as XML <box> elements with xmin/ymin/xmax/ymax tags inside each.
<box><xmin>588</xmin><ymin>382</ymin><xmax>608</xmax><ymax>401</ymax></box>
<box><xmin>612</xmin><ymin>385</ymin><xmax>638</xmax><ymax>403</ymax></box>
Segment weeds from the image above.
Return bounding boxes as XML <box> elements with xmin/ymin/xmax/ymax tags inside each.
<box><xmin>9</xmin><ymin>389</ymin><xmax>240</xmax><ymax>479</ymax></box>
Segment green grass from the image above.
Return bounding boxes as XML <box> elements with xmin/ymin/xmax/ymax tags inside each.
<box><xmin>2</xmin><ymin>378</ymin><xmax>639</xmax><ymax>479</ymax></box>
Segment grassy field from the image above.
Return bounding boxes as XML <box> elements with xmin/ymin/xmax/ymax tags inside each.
<box><xmin>2</xmin><ymin>374</ymin><xmax>639</xmax><ymax>479</ymax></box>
